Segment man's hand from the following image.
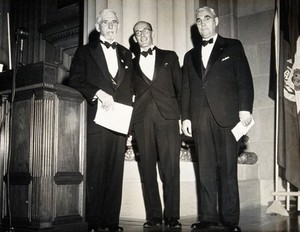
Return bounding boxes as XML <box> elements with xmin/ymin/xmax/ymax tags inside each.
<box><xmin>95</xmin><ymin>90</ymin><xmax>114</xmax><ymax>111</ymax></box>
<box><xmin>126</xmin><ymin>135</ymin><xmax>132</xmax><ymax>147</ymax></box>
<box><xmin>239</xmin><ymin>111</ymin><xmax>252</xmax><ymax>126</ymax></box>
<box><xmin>179</xmin><ymin>119</ymin><xmax>182</xmax><ymax>134</ymax></box>
<box><xmin>182</xmin><ymin>119</ymin><xmax>192</xmax><ymax>137</ymax></box>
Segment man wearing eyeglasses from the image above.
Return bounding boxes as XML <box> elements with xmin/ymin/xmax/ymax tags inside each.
<box><xmin>131</xmin><ymin>21</ymin><xmax>182</xmax><ymax>230</ymax></box>
<box><xmin>181</xmin><ymin>6</ymin><xmax>254</xmax><ymax>232</ymax></box>
<box><xmin>69</xmin><ymin>9</ymin><xmax>133</xmax><ymax>232</ymax></box>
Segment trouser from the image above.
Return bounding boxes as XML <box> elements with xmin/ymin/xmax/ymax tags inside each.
<box><xmin>134</xmin><ymin>101</ymin><xmax>180</xmax><ymax>222</ymax></box>
<box><xmin>86</xmin><ymin>127</ymin><xmax>126</xmax><ymax>228</ymax></box>
<box><xmin>193</xmin><ymin>107</ymin><xmax>240</xmax><ymax>227</ymax></box>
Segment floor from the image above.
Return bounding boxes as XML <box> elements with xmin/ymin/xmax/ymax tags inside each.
<box><xmin>119</xmin><ymin>205</ymin><xmax>300</xmax><ymax>232</ymax></box>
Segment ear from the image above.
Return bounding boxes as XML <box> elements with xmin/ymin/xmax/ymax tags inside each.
<box><xmin>215</xmin><ymin>17</ymin><xmax>219</xmax><ymax>27</ymax></box>
<box><xmin>150</xmin><ymin>30</ymin><xmax>155</xmax><ymax>38</ymax></box>
<box><xmin>133</xmin><ymin>36</ymin><xmax>137</xmax><ymax>43</ymax></box>
<box><xmin>95</xmin><ymin>23</ymin><xmax>100</xmax><ymax>32</ymax></box>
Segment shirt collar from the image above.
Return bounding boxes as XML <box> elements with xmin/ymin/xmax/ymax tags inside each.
<box><xmin>100</xmin><ymin>35</ymin><xmax>116</xmax><ymax>44</ymax></box>
<box><xmin>140</xmin><ymin>45</ymin><xmax>155</xmax><ymax>52</ymax></box>
<box><xmin>203</xmin><ymin>34</ymin><xmax>218</xmax><ymax>44</ymax></box>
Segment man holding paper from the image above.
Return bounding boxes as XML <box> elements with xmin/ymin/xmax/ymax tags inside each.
<box><xmin>69</xmin><ymin>9</ymin><xmax>133</xmax><ymax>232</ymax></box>
<box><xmin>131</xmin><ymin>21</ymin><xmax>182</xmax><ymax>230</ymax></box>
<box><xmin>181</xmin><ymin>6</ymin><xmax>254</xmax><ymax>232</ymax></box>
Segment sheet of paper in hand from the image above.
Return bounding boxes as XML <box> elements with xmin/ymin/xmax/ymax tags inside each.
<box><xmin>94</xmin><ymin>101</ymin><xmax>133</xmax><ymax>134</ymax></box>
<box><xmin>231</xmin><ymin>119</ymin><xmax>255</xmax><ymax>141</ymax></box>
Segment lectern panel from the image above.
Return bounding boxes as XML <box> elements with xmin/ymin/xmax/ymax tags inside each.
<box><xmin>10</xmin><ymin>98</ymin><xmax>32</xmax><ymax>172</ymax></box>
<box><xmin>57</xmin><ymin>100</ymin><xmax>81</xmax><ymax>172</ymax></box>
<box><xmin>55</xmin><ymin>185</ymin><xmax>80</xmax><ymax>216</ymax></box>
<box><xmin>8</xmin><ymin>185</ymin><xmax>29</xmax><ymax>218</ymax></box>
<box><xmin>0</xmin><ymin>62</ymin><xmax>87</xmax><ymax>232</ymax></box>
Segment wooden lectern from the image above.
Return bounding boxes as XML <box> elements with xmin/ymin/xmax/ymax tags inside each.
<box><xmin>0</xmin><ymin>62</ymin><xmax>87</xmax><ymax>232</ymax></box>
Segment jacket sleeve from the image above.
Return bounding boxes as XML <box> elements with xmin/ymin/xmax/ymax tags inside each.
<box><xmin>171</xmin><ymin>52</ymin><xmax>183</xmax><ymax>114</ymax></box>
<box><xmin>181</xmin><ymin>52</ymin><xmax>191</xmax><ymax>120</ymax></box>
<box><xmin>234</xmin><ymin>40</ymin><xmax>254</xmax><ymax>113</ymax></box>
<box><xmin>69</xmin><ymin>46</ymin><xmax>99</xmax><ymax>105</ymax></box>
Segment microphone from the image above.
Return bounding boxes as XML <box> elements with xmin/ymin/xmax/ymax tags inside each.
<box><xmin>15</xmin><ymin>27</ymin><xmax>29</xmax><ymax>39</ymax></box>
<box><xmin>14</xmin><ymin>27</ymin><xmax>28</xmax><ymax>66</ymax></box>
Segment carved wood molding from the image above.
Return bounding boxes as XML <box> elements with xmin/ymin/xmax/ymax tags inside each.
<box><xmin>54</xmin><ymin>172</ymin><xmax>83</xmax><ymax>185</ymax></box>
<box><xmin>38</xmin><ymin>15</ymin><xmax>79</xmax><ymax>47</ymax></box>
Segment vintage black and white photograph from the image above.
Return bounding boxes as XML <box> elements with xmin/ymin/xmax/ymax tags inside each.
<box><xmin>0</xmin><ymin>0</ymin><xmax>299</xmax><ymax>232</ymax></box>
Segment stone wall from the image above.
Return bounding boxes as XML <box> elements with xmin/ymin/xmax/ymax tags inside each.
<box><xmin>236</xmin><ymin>0</ymin><xmax>276</xmax><ymax>205</ymax></box>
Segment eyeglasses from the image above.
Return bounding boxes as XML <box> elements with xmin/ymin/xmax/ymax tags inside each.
<box><xmin>196</xmin><ymin>15</ymin><xmax>214</xmax><ymax>24</ymax></box>
<box><xmin>135</xmin><ymin>28</ymin><xmax>151</xmax><ymax>36</ymax></box>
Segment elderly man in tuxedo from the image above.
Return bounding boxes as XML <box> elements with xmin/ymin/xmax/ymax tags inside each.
<box><xmin>181</xmin><ymin>6</ymin><xmax>254</xmax><ymax>232</ymax></box>
<box><xmin>69</xmin><ymin>9</ymin><xmax>133</xmax><ymax>232</ymax></box>
<box><xmin>131</xmin><ymin>21</ymin><xmax>182</xmax><ymax>231</ymax></box>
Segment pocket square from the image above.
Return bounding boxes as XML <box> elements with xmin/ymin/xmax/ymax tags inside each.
<box><xmin>222</xmin><ymin>56</ymin><xmax>230</xmax><ymax>61</ymax></box>
<box><xmin>164</xmin><ymin>62</ymin><xmax>169</xmax><ymax>67</ymax></box>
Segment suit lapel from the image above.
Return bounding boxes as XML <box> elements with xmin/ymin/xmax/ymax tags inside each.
<box><xmin>204</xmin><ymin>36</ymin><xmax>226</xmax><ymax>76</ymax></box>
<box><xmin>89</xmin><ymin>41</ymin><xmax>128</xmax><ymax>88</ymax></box>
<box><xmin>115</xmin><ymin>45</ymin><xmax>127</xmax><ymax>87</ymax></box>
<box><xmin>133</xmin><ymin>47</ymin><xmax>166</xmax><ymax>84</ymax></box>
<box><xmin>152</xmin><ymin>48</ymin><xmax>165</xmax><ymax>82</ymax></box>
<box><xmin>89</xmin><ymin>42</ymin><xmax>114</xmax><ymax>85</ymax></box>
<box><xmin>191</xmin><ymin>46</ymin><xmax>203</xmax><ymax>79</ymax></box>
<box><xmin>133</xmin><ymin>55</ymin><xmax>152</xmax><ymax>85</ymax></box>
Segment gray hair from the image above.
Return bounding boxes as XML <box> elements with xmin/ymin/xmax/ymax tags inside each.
<box><xmin>195</xmin><ymin>6</ymin><xmax>217</xmax><ymax>17</ymax></box>
<box><xmin>96</xmin><ymin>9</ymin><xmax>119</xmax><ymax>24</ymax></box>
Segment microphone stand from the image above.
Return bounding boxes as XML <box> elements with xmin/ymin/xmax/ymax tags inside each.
<box><xmin>5</xmin><ymin>27</ymin><xmax>28</xmax><ymax>232</ymax></box>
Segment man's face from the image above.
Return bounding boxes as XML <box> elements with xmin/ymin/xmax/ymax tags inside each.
<box><xmin>196</xmin><ymin>9</ymin><xmax>218</xmax><ymax>39</ymax></box>
<box><xmin>134</xmin><ymin>22</ymin><xmax>153</xmax><ymax>50</ymax></box>
<box><xmin>96</xmin><ymin>11</ymin><xmax>119</xmax><ymax>41</ymax></box>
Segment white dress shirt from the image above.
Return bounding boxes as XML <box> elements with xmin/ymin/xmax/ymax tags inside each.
<box><xmin>100</xmin><ymin>35</ymin><xmax>118</xmax><ymax>78</ymax></box>
<box><xmin>202</xmin><ymin>34</ymin><xmax>218</xmax><ymax>68</ymax></box>
<box><xmin>140</xmin><ymin>46</ymin><xmax>156</xmax><ymax>81</ymax></box>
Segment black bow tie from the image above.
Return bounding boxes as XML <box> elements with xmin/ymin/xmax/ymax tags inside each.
<box><xmin>100</xmin><ymin>40</ymin><xmax>117</xmax><ymax>49</ymax></box>
<box><xmin>201</xmin><ymin>38</ymin><xmax>213</xmax><ymax>47</ymax></box>
<box><xmin>141</xmin><ymin>48</ymin><xmax>153</xmax><ymax>57</ymax></box>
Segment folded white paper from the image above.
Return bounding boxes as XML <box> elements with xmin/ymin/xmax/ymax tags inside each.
<box><xmin>231</xmin><ymin>119</ymin><xmax>255</xmax><ymax>141</ymax></box>
<box><xmin>94</xmin><ymin>101</ymin><xmax>133</xmax><ymax>134</ymax></box>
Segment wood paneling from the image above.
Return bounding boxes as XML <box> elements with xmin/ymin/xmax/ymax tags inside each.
<box><xmin>0</xmin><ymin>62</ymin><xmax>87</xmax><ymax>232</ymax></box>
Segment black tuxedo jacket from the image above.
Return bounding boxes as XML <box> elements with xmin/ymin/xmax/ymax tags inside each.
<box><xmin>69</xmin><ymin>39</ymin><xmax>133</xmax><ymax>133</ymax></box>
<box><xmin>182</xmin><ymin>35</ymin><xmax>254</xmax><ymax>127</ymax></box>
<box><xmin>131</xmin><ymin>47</ymin><xmax>182</xmax><ymax>124</ymax></box>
